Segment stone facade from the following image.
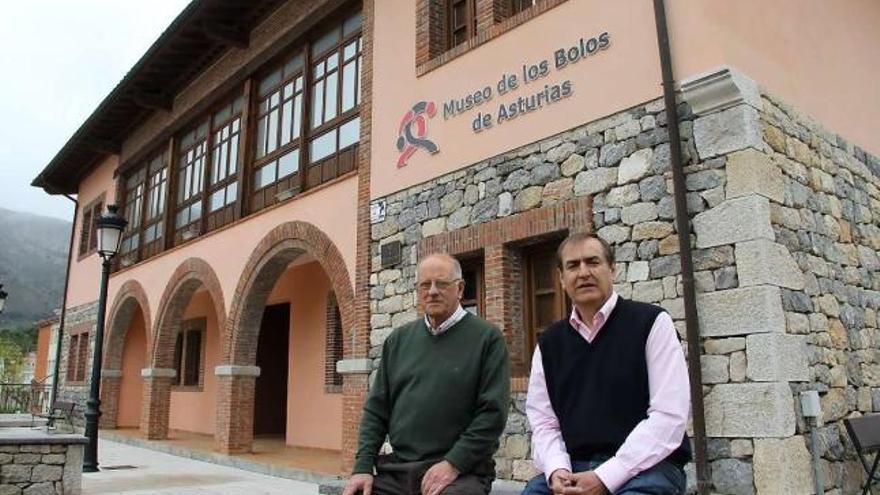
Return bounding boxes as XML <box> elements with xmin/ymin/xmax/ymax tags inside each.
<box><xmin>0</xmin><ymin>442</ymin><xmax>84</xmax><ymax>495</ymax></box>
<box><xmin>760</xmin><ymin>91</ymin><xmax>880</xmax><ymax>494</ymax></box>
<box><xmin>56</xmin><ymin>302</ymin><xmax>98</xmax><ymax>424</ymax></box>
<box><xmin>367</xmin><ymin>66</ymin><xmax>880</xmax><ymax>493</ymax></box>
<box><xmin>369</xmin><ymin>95</ymin><xmax>704</xmax><ymax>481</ymax></box>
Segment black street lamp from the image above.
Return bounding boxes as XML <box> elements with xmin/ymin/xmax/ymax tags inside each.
<box><xmin>83</xmin><ymin>205</ymin><xmax>127</xmax><ymax>473</ymax></box>
<box><xmin>0</xmin><ymin>284</ymin><xmax>8</xmax><ymax>314</ymax></box>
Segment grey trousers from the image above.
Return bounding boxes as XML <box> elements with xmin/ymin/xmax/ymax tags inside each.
<box><xmin>363</xmin><ymin>456</ymin><xmax>493</xmax><ymax>495</ymax></box>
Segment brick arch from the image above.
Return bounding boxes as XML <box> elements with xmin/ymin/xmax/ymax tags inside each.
<box><xmin>151</xmin><ymin>258</ymin><xmax>226</xmax><ymax>369</ymax></box>
<box><xmin>105</xmin><ymin>280</ymin><xmax>152</xmax><ymax>371</ymax></box>
<box><xmin>225</xmin><ymin>221</ymin><xmax>354</xmax><ymax>366</ymax></box>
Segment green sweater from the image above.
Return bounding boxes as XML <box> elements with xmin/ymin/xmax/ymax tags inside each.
<box><xmin>353</xmin><ymin>313</ymin><xmax>510</xmax><ymax>475</ymax></box>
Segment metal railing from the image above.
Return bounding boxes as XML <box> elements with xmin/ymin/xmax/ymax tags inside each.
<box><xmin>0</xmin><ymin>380</ymin><xmax>51</xmax><ymax>415</ymax></box>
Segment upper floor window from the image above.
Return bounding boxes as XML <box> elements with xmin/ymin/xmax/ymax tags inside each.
<box><xmin>77</xmin><ymin>195</ymin><xmax>104</xmax><ymax>259</ymax></box>
<box><xmin>251</xmin><ymin>10</ymin><xmax>362</xmax><ymax>212</ymax></box>
<box><xmin>446</xmin><ymin>0</ymin><xmax>476</xmax><ymax>49</ymax></box>
<box><xmin>174</xmin><ymin>96</ymin><xmax>243</xmax><ymax>245</ymax></box>
<box><xmin>507</xmin><ymin>0</ymin><xmax>537</xmax><ymax>16</ymax></box>
<box><xmin>119</xmin><ymin>151</ymin><xmax>168</xmax><ymax>265</ymax></box>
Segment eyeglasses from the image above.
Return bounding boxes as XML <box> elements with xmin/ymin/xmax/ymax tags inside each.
<box><xmin>416</xmin><ymin>279</ymin><xmax>461</xmax><ymax>292</ymax></box>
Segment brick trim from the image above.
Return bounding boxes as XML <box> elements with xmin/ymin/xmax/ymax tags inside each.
<box><xmin>345</xmin><ymin>0</ymin><xmax>375</xmax><ymax>474</ymax></box>
<box><xmin>105</xmin><ymin>280</ymin><xmax>152</xmax><ymax>371</ymax></box>
<box><xmin>151</xmin><ymin>258</ymin><xmax>226</xmax><ymax>370</ymax></box>
<box><xmin>418</xmin><ymin>196</ymin><xmax>591</xmax><ymax>255</ymax></box>
<box><xmin>224</xmin><ymin>221</ymin><xmax>355</xmax><ymax>366</ymax></box>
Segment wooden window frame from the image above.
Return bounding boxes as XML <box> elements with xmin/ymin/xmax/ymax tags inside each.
<box><xmin>445</xmin><ymin>0</ymin><xmax>476</xmax><ymax>50</ymax></box>
<box><xmin>173</xmin><ymin>94</ymin><xmax>244</xmax><ymax>246</ymax></box>
<box><xmin>505</xmin><ymin>0</ymin><xmax>538</xmax><ymax>17</ymax></box>
<box><xmin>66</xmin><ymin>328</ymin><xmax>90</xmax><ymax>384</ymax></box>
<box><xmin>459</xmin><ymin>257</ymin><xmax>486</xmax><ymax>317</ymax></box>
<box><xmin>250</xmin><ymin>8</ymin><xmax>362</xmax><ymax>213</ymax></box>
<box><xmin>172</xmin><ymin>319</ymin><xmax>206</xmax><ymax>391</ymax></box>
<box><xmin>324</xmin><ymin>292</ymin><xmax>343</xmax><ymax>394</ymax></box>
<box><xmin>523</xmin><ymin>240</ymin><xmax>568</xmax><ymax>356</ymax></box>
<box><xmin>118</xmin><ymin>149</ymin><xmax>168</xmax><ymax>267</ymax></box>
<box><xmin>111</xmin><ymin>6</ymin><xmax>364</xmax><ymax>270</ymax></box>
<box><xmin>77</xmin><ymin>194</ymin><xmax>105</xmax><ymax>260</ymax></box>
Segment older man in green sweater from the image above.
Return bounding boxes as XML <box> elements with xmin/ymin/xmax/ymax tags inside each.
<box><xmin>343</xmin><ymin>253</ymin><xmax>510</xmax><ymax>495</ymax></box>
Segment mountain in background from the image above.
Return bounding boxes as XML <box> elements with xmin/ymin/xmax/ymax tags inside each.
<box><xmin>0</xmin><ymin>206</ymin><xmax>71</xmax><ymax>328</ymax></box>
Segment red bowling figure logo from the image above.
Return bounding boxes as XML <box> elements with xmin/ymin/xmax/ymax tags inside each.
<box><xmin>396</xmin><ymin>101</ymin><xmax>439</xmax><ymax>168</ymax></box>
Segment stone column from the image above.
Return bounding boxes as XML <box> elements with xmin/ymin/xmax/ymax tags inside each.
<box><xmin>338</xmin><ymin>359</ymin><xmax>371</xmax><ymax>473</ymax></box>
<box><xmin>683</xmin><ymin>66</ymin><xmax>813</xmax><ymax>494</ymax></box>
<box><xmin>139</xmin><ymin>368</ymin><xmax>176</xmax><ymax>440</ymax></box>
<box><xmin>98</xmin><ymin>369</ymin><xmax>122</xmax><ymax>429</ymax></box>
<box><xmin>214</xmin><ymin>365</ymin><xmax>260</xmax><ymax>454</ymax></box>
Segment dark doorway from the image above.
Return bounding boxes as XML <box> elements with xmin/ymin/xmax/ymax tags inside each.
<box><xmin>254</xmin><ymin>303</ymin><xmax>290</xmax><ymax>436</ymax></box>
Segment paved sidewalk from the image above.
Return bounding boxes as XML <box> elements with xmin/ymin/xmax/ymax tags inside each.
<box><xmin>83</xmin><ymin>439</ymin><xmax>320</xmax><ymax>494</ymax></box>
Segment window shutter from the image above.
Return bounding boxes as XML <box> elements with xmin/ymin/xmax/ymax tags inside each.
<box><xmin>79</xmin><ymin>210</ymin><xmax>92</xmax><ymax>256</ymax></box>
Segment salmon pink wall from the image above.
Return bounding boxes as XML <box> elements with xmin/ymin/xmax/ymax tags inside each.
<box><xmin>370</xmin><ymin>0</ymin><xmax>662</xmax><ymax>199</ymax></box>
<box><xmin>266</xmin><ymin>261</ymin><xmax>342</xmax><ymax>450</ymax></box>
<box><xmin>101</xmin><ymin>174</ymin><xmax>357</xmax><ymax>340</ymax></box>
<box><xmin>117</xmin><ymin>307</ymin><xmax>146</xmax><ymax>428</ymax></box>
<box><xmin>66</xmin><ymin>156</ymin><xmax>118</xmax><ymax>308</ymax></box>
<box><xmin>169</xmin><ymin>291</ymin><xmax>220</xmax><ymax>435</ymax></box>
<box><xmin>370</xmin><ymin>0</ymin><xmax>880</xmax><ymax>198</ymax></box>
<box><xmin>668</xmin><ymin>0</ymin><xmax>880</xmax><ymax>156</ymax></box>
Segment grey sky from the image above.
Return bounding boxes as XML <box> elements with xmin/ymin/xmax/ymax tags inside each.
<box><xmin>0</xmin><ymin>0</ymin><xmax>191</xmax><ymax>221</ymax></box>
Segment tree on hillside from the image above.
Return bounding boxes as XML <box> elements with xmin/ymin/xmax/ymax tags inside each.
<box><xmin>0</xmin><ymin>335</ymin><xmax>26</xmax><ymax>382</ymax></box>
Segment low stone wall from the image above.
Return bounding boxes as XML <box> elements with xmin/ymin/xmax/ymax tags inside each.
<box><xmin>0</xmin><ymin>430</ymin><xmax>86</xmax><ymax>495</ymax></box>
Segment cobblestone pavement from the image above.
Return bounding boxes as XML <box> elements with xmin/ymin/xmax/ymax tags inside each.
<box><xmin>83</xmin><ymin>439</ymin><xmax>320</xmax><ymax>494</ymax></box>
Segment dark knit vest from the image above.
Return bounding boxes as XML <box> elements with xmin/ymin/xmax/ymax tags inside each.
<box><xmin>538</xmin><ymin>298</ymin><xmax>692</xmax><ymax>466</ymax></box>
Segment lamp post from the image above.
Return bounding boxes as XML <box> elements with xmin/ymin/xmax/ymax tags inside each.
<box><xmin>83</xmin><ymin>205</ymin><xmax>127</xmax><ymax>473</ymax></box>
<box><xmin>0</xmin><ymin>284</ymin><xmax>7</xmax><ymax>314</ymax></box>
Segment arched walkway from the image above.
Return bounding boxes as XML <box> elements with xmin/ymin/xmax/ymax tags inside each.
<box><xmin>140</xmin><ymin>258</ymin><xmax>226</xmax><ymax>439</ymax></box>
<box><xmin>101</xmin><ymin>280</ymin><xmax>151</xmax><ymax>429</ymax></box>
<box><xmin>217</xmin><ymin>221</ymin><xmax>354</xmax><ymax>453</ymax></box>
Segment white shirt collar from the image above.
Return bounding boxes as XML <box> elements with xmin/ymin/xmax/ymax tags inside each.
<box><xmin>424</xmin><ymin>305</ymin><xmax>468</xmax><ymax>336</ymax></box>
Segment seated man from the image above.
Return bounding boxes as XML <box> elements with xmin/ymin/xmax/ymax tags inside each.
<box><xmin>523</xmin><ymin>233</ymin><xmax>691</xmax><ymax>495</ymax></box>
<box><xmin>344</xmin><ymin>253</ymin><xmax>510</xmax><ymax>495</ymax></box>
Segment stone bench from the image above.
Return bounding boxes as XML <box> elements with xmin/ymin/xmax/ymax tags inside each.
<box><xmin>319</xmin><ymin>478</ymin><xmax>524</xmax><ymax>495</ymax></box>
<box><xmin>0</xmin><ymin>427</ymin><xmax>87</xmax><ymax>495</ymax></box>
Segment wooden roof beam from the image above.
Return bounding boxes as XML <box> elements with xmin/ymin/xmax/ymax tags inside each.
<box><xmin>82</xmin><ymin>137</ymin><xmax>122</xmax><ymax>155</ymax></box>
<box><xmin>132</xmin><ymin>90</ymin><xmax>173</xmax><ymax>112</ymax></box>
<box><xmin>201</xmin><ymin>21</ymin><xmax>249</xmax><ymax>48</ymax></box>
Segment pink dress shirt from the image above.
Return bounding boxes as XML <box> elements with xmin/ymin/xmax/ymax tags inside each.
<box><xmin>525</xmin><ymin>292</ymin><xmax>690</xmax><ymax>493</ymax></box>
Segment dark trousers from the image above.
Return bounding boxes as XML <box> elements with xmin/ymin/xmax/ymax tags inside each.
<box><xmin>361</xmin><ymin>455</ymin><xmax>493</xmax><ymax>495</ymax></box>
<box><xmin>521</xmin><ymin>458</ymin><xmax>685</xmax><ymax>495</ymax></box>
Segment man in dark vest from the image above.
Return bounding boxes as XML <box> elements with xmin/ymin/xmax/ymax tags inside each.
<box><xmin>343</xmin><ymin>253</ymin><xmax>510</xmax><ymax>495</ymax></box>
<box><xmin>522</xmin><ymin>233</ymin><xmax>690</xmax><ymax>495</ymax></box>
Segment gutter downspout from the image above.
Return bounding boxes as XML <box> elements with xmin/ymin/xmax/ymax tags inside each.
<box><xmin>652</xmin><ymin>1</ymin><xmax>710</xmax><ymax>494</ymax></box>
<box><xmin>49</xmin><ymin>193</ymin><xmax>78</xmax><ymax>408</ymax></box>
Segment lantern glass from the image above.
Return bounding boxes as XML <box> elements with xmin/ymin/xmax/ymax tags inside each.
<box><xmin>96</xmin><ymin>205</ymin><xmax>128</xmax><ymax>260</ymax></box>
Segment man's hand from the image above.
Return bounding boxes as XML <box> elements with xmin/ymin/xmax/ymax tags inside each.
<box><xmin>420</xmin><ymin>460</ymin><xmax>460</xmax><ymax>495</ymax></box>
<box><xmin>562</xmin><ymin>471</ymin><xmax>607</xmax><ymax>495</ymax></box>
<box><xmin>342</xmin><ymin>473</ymin><xmax>374</xmax><ymax>495</ymax></box>
<box><xmin>549</xmin><ymin>468</ymin><xmax>573</xmax><ymax>494</ymax></box>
